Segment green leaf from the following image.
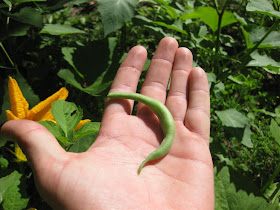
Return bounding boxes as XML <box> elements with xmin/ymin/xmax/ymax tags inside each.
<box><xmin>51</xmin><ymin>100</ymin><xmax>83</xmax><ymax>137</ymax></box>
<box><xmin>215</xmin><ymin>109</ymin><xmax>249</xmax><ymax>128</ymax></box>
<box><xmin>215</xmin><ymin>166</ymin><xmax>278</xmax><ymax>210</ymax></box>
<box><xmin>182</xmin><ymin>7</ymin><xmax>237</xmax><ymax>31</ymax></box>
<box><xmin>152</xmin><ymin>21</ymin><xmax>187</xmax><ymax>34</ymax></box>
<box><xmin>38</xmin><ymin>121</ymin><xmax>65</xmax><ymax>139</ymax></box>
<box><xmin>98</xmin><ymin>0</ymin><xmax>139</xmax><ymax>36</ymax></box>
<box><xmin>10</xmin><ymin>0</ymin><xmax>46</xmax><ymax>5</ymax></box>
<box><xmin>40</xmin><ymin>24</ymin><xmax>85</xmax><ymax>35</ymax></box>
<box><xmin>69</xmin><ymin>133</ymin><xmax>98</xmax><ymax>153</ymax></box>
<box><xmin>270</xmin><ymin>119</ymin><xmax>280</xmax><ymax>146</ymax></box>
<box><xmin>0</xmin><ymin>158</ymin><xmax>8</xmax><ymax>169</ymax></box>
<box><xmin>0</xmin><ymin>171</ymin><xmax>21</xmax><ymax>203</ymax></box>
<box><xmin>247</xmin><ymin>27</ymin><xmax>280</xmax><ymax>49</ymax></box>
<box><xmin>74</xmin><ymin>122</ymin><xmax>100</xmax><ymax>140</ymax></box>
<box><xmin>57</xmin><ymin>69</ymin><xmax>84</xmax><ymax>91</ymax></box>
<box><xmin>264</xmin><ymin>182</ymin><xmax>280</xmax><ymax>203</ymax></box>
<box><xmin>246</xmin><ymin>0</ymin><xmax>280</xmax><ymax>19</ymax></box>
<box><xmin>2</xmin><ymin>184</ymin><xmax>29</xmax><ymax>210</ymax></box>
<box><xmin>247</xmin><ymin>52</ymin><xmax>280</xmax><ymax>74</ymax></box>
<box><xmin>4</xmin><ymin>7</ymin><xmax>43</xmax><ymax>27</ymax></box>
<box><xmin>241</xmin><ymin>124</ymin><xmax>253</xmax><ymax>148</ymax></box>
<box><xmin>206</xmin><ymin>72</ymin><xmax>216</xmax><ymax>89</ymax></box>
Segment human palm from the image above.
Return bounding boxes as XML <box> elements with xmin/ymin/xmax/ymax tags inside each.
<box><xmin>2</xmin><ymin>37</ymin><xmax>214</xmax><ymax>209</ymax></box>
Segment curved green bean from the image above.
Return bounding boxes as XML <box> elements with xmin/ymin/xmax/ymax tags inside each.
<box><xmin>107</xmin><ymin>92</ymin><xmax>175</xmax><ymax>174</ymax></box>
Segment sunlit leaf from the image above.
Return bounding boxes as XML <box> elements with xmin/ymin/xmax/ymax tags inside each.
<box><xmin>98</xmin><ymin>0</ymin><xmax>139</xmax><ymax>36</ymax></box>
<box><xmin>241</xmin><ymin>124</ymin><xmax>253</xmax><ymax>148</ymax></box>
<box><xmin>40</xmin><ymin>24</ymin><xmax>85</xmax><ymax>35</ymax></box>
<box><xmin>215</xmin><ymin>109</ymin><xmax>249</xmax><ymax>128</ymax></box>
<box><xmin>51</xmin><ymin>100</ymin><xmax>83</xmax><ymax>137</ymax></box>
<box><xmin>182</xmin><ymin>7</ymin><xmax>237</xmax><ymax>31</ymax></box>
<box><xmin>247</xmin><ymin>52</ymin><xmax>280</xmax><ymax>74</ymax></box>
<box><xmin>246</xmin><ymin>0</ymin><xmax>280</xmax><ymax>19</ymax></box>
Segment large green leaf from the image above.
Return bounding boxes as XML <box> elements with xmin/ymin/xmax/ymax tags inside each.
<box><xmin>215</xmin><ymin>166</ymin><xmax>278</xmax><ymax>209</ymax></box>
<box><xmin>98</xmin><ymin>0</ymin><xmax>139</xmax><ymax>36</ymax></box>
<box><xmin>51</xmin><ymin>100</ymin><xmax>83</xmax><ymax>137</ymax></box>
<box><xmin>182</xmin><ymin>7</ymin><xmax>237</xmax><ymax>31</ymax></box>
<box><xmin>0</xmin><ymin>171</ymin><xmax>21</xmax><ymax>203</ymax></box>
<box><xmin>247</xmin><ymin>52</ymin><xmax>280</xmax><ymax>74</ymax></box>
<box><xmin>215</xmin><ymin>109</ymin><xmax>249</xmax><ymax>128</ymax></box>
<box><xmin>270</xmin><ymin>119</ymin><xmax>280</xmax><ymax>146</ymax></box>
<box><xmin>40</xmin><ymin>24</ymin><xmax>85</xmax><ymax>35</ymax></box>
<box><xmin>246</xmin><ymin>26</ymin><xmax>280</xmax><ymax>49</ymax></box>
<box><xmin>246</xmin><ymin>0</ymin><xmax>280</xmax><ymax>19</ymax></box>
<box><xmin>2</xmin><ymin>184</ymin><xmax>29</xmax><ymax>210</ymax></box>
<box><xmin>3</xmin><ymin>7</ymin><xmax>43</xmax><ymax>27</ymax></box>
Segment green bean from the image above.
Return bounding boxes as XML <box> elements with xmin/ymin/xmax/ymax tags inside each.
<box><xmin>107</xmin><ymin>92</ymin><xmax>175</xmax><ymax>174</ymax></box>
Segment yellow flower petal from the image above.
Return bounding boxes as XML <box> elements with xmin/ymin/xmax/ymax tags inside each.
<box><xmin>28</xmin><ymin>87</ymin><xmax>68</xmax><ymax>121</ymax></box>
<box><xmin>15</xmin><ymin>143</ymin><xmax>27</xmax><ymax>162</ymax></box>
<box><xmin>6</xmin><ymin>110</ymin><xmax>20</xmax><ymax>120</ymax></box>
<box><xmin>8</xmin><ymin>77</ymin><xmax>29</xmax><ymax>119</ymax></box>
<box><xmin>75</xmin><ymin>119</ymin><xmax>91</xmax><ymax>130</ymax></box>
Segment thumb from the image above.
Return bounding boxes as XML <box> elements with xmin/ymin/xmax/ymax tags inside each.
<box><xmin>1</xmin><ymin>119</ymin><xmax>67</xmax><ymax>171</ymax></box>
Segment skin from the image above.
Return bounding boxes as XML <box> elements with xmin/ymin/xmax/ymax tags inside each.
<box><xmin>107</xmin><ymin>92</ymin><xmax>176</xmax><ymax>174</ymax></box>
<box><xmin>1</xmin><ymin>37</ymin><xmax>214</xmax><ymax>209</ymax></box>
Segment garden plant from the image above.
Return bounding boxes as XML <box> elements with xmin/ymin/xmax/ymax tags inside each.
<box><xmin>0</xmin><ymin>0</ymin><xmax>280</xmax><ymax>209</ymax></box>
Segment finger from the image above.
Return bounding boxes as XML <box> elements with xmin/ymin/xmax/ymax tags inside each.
<box><xmin>137</xmin><ymin>37</ymin><xmax>178</xmax><ymax>115</ymax></box>
<box><xmin>104</xmin><ymin>46</ymin><xmax>147</xmax><ymax>116</ymax></box>
<box><xmin>1</xmin><ymin>120</ymin><xmax>67</xmax><ymax>171</ymax></box>
<box><xmin>166</xmin><ymin>47</ymin><xmax>193</xmax><ymax>122</ymax></box>
<box><xmin>185</xmin><ymin>68</ymin><xmax>210</xmax><ymax>144</ymax></box>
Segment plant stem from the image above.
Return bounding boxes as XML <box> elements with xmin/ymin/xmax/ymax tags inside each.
<box><xmin>0</xmin><ymin>42</ymin><xmax>15</xmax><ymax>67</ymax></box>
<box><xmin>261</xmin><ymin>162</ymin><xmax>280</xmax><ymax>192</ymax></box>
<box><xmin>237</xmin><ymin>21</ymin><xmax>279</xmax><ymax>70</ymax></box>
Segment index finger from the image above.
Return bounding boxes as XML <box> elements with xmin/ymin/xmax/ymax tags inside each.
<box><xmin>104</xmin><ymin>46</ymin><xmax>147</xmax><ymax>117</ymax></box>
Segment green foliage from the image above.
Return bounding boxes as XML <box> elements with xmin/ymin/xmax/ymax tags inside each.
<box><xmin>0</xmin><ymin>0</ymin><xmax>279</xmax><ymax>208</ymax></box>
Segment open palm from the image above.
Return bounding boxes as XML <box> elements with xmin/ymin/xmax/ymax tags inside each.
<box><xmin>2</xmin><ymin>37</ymin><xmax>214</xmax><ymax>209</ymax></box>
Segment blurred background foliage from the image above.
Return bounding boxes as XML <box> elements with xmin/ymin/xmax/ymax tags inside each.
<box><xmin>0</xmin><ymin>0</ymin><xmax>280</xmax><ymax>209</ymax></box>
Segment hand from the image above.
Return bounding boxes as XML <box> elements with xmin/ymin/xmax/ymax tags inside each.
<box><xmin>1</xmin><ymin>37</ymin><xmax>214</xmax><ymax>209</ymax></box>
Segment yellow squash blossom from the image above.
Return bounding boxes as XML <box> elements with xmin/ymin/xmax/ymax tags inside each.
<box><xmin>6</xmin><ymin>77</ymin><xmax>90</xmax><ymax>162</ymax></box>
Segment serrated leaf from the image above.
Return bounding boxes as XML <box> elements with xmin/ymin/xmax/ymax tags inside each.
<box><xmin>215</xmin><ymin>166</ymin><xmax>278</xmax><ymax>210</ymax></box>
<box><xmin>98</xmin><ymin>0</ymin><xmax>139</xmax><ymax>36</ymax></box>
<box><xmin>69</xmin><ymin>133</ymin><xmax>98</xmax><ymax>153</ymax></box>
<box><xmin>246</xmin><ymin>0</ymin><xmax>280</xmax><ymax>19</ymax></box>
<box><xmin>74</xmin><ymin>122</ymin><xmax>100</xmax><ymax>140</ymax></box>
<box><xmin>51</xmin><ymin>100</ymin><xmax>83</xmax><ymax>137</ymax></box>
<box><xmin>182</xmin><ymin>7</ymin><xmax>237</xmax><ymax>31</ymax></box>
<box><xmin>2</xmin><ymin>184</ymin><xmax>29</xmax><ymax>210</ymax></box>
<box><xmin>0</xmin><ymin>171</ymin><xmax>21</xmax><ymax>203</ymax></box>
<box><xmin>270</xmin><ymin>119</ymin><xmax>280</xmax><ymax>146</ymax></box>
<box><xmin>215</xmin><ymin>109</ymin><xmax>249</xmax><ymax>128</ymax></box>
<box><xmin>38</xmin><ymin>121</ymin><xmax>65</xmax><ymax>139</ymax></box>
<box><xmin>40</xmin><ymin>24</ymin><xmax>85</xmax><ymax>35</ymax></box>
